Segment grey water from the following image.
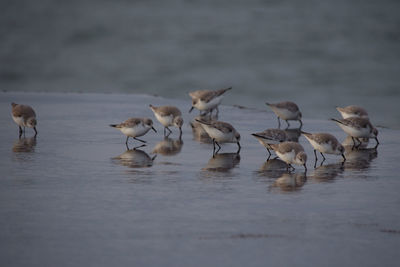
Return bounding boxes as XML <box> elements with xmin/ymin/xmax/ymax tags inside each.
<box><xmin>1</xmin><ymin>0</ymin><xmax>400</xmax><ymax>127</ymax></box>
<box><xmin>1</xmin><ymin>92</ymin><xmax>400</xmax><ymax>267</ymax></box>
<box><xmin>2</xmin><ymin>0</ymin><xmax>400</xmax><ymax>266</ymax></box>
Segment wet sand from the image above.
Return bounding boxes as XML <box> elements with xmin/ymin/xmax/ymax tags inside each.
<box><xmin>1</xmin><ymin>92</ymin><xmax>399</xmax><ymax>267</ymax></box>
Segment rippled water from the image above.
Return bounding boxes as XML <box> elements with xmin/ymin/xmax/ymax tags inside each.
<box><xmin>1</xmin><ymin>92</ymin><xmax>399</xmax><ymax>266</ymax></box>
<box><xmin>1</xmin><ymin>0</ymin><xmax>399</xmax><ymax>128</ymax></box>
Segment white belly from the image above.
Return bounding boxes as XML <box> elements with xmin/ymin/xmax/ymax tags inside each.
<box><xmin>12</xmin><ymin>116</ymin><xmax>25</xmax><ymax>127</ymax></box>
<box><xmin>273</xmin><ymin>108</ymin><xmax>298</xmax><ymax>120</ymax></box>
<box><xmin>276</xmin><ymin>150</ymin><xmax>296</xmax><ymax>165</ymax></box>
<box><xmin>121</xmin><ymin>125</ymin><xmax>150</xmax><ymax>137</ymax></box>
<box><xmin>339</xmin><ymin>124</ymin><xmax>370</xmax><ymax>138</ymax></box>
<box><xmin>203</xmin><ymin>126</ymin><xmax>234</xmax><ymax>143</ymax></box>
<box><xmin>307</xmin><ymin>139</ymin><xmax>336</xmax><ymax>154</ymax></box>
<box><xmin>155</xmin><ymin>113</ymin><xmax>173</xmax><ymax>127</ymax></box>
<box><xmin>195</xmin><ymin>95</ymin><xmax>223</xmax><ymax>111</ymax></box>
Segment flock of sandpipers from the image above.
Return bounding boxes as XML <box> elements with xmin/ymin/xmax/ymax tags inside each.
<box><xmin>11</xmin><ymin>87</ymin><xmax>379</xmax><ymax>172</ymax></box>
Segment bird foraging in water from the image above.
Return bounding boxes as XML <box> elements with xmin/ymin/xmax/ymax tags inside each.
<box><xmin>11</xmin><ymin>102</ymin><xmax>37</xmax><ymax>137</ymax></box>
<box><xmin>110</xmin><ymin>117</ymin><xmax>156</xmax><ymax>148</ymax></box>
<box><xmin>195</xmin><ymin>119</ymin><xmax>241</xmax><ymax>155</ymax></box>
<box><xmin>301</xmin><ymin>131</ymin><xmax>346</xmax><ymax>167</ymax></box>
<box><xmin>149</xmin><ymin>105</ymin><xmax>183</xmax><ymax>137</ymax></box>
<box><xmin>266</xmin><ymin>101</ymin><xmax>302</xmax><ymax>128</ymax></box>
<box><xmin>189</xmin><ymin>87</ymin><xmax>232</xmax><ymax>116</ymax></box>
<box><xmin>269</xmin><ymin>141</ymin><xmax>307</xmax><ymax>172</ymax></box>
<box><xmin>331</xmin><ymin>117</ymin><xmax>379</xmax><ymax>149</ymax></box>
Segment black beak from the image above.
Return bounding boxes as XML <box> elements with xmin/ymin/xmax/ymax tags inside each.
<box><xmin>189</xmin><ymin>106</ymin><xmax>194</xmax><ymax>113</ymax></box>
<box><xmin>152</xmin><ymin>126</ymin><xmax>157</xmax><ymax>133</ymax></box>
<box><xmin>303</xmin><ymin>163</ymin><xmax>307</xmax><ymax>171</ymax></box>
<box><xmin>342</xmin><ymin>153</ymin><xmax>346</xmax><ymax>161</ymax></box>
<box><xmin>375</xmin><ymin>137</ymin><xmax>379</xmax><ymax>147</ymax></box>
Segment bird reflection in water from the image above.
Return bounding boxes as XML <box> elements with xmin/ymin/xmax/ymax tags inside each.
<box><xmin>152</xmin><ymin>137</ymin><xmax>183</xmax><ymax>156</ymax></box>
<box><xmin>113</xmin><ymin>149</ymin><xmax>156</xmax><ymax>168</ymax></box>
<box><xmin>284</xmin><ymin>128</ymin><xmax>302</xmax><ymax>142</ymax></box>
<box><xmin>310</xmin><ymin>163</ymin><xmax>344</xmax><ymax>183</ymax></box>
<box><xmin>12</xmin><ymin>136</ymin><xmax>37</xmax><ymax>153</ymax></box>
<box><xmin>270</xmin><ymin>172</ymin><xmax>307</xmax><ymax>192</ymax></box>
<box><xmin>202</xmin><ymin>153</ymin><xmax>240</xmax><ymax>172</ymax></box>
<box><xmin>343</xmin><ymin>147</ymin><xmax>378</xmax><ymax>170</ymax></box>
<box><xmin>342</xmin><ymin>135</ymin><xmax>369</xmax><ymax>149</ymax></box>
<box><xmin>257</xmin><ymin>158</ymin><xmax>288</xmax><ymax>179</ymax></box>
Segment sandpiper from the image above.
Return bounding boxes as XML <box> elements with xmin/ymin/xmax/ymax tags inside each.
<box><xmin>149</xmin><ymin>105</ymin><xmax>183</xmax><ymax>136</ymax></box>
<box><xmin>110</xmin><ymin>117</ymin><xmax>156</xmax><ymax>148</ymax></box>
<box><xmin>301</xmin><ymin>131</ymin><xmax>346</xmax><ymax>166</ymax></box>
<box><xmin>11</xmin><ymin>102</ymin><xmax>37</xmax><ymax>136</ymax></box>
<box><xmin>336</xmin><ymin>105</ymin><xmax>368</xmax><ymax>119</ymax></box>
<box><xmin>251</xmin><ymin>128</ymin><xmax>287</xmax><ymax>158</ymax></box>
<box><xmin>266</xmin><ymin>101</ymin><xmax>302</xmax><ymax>128</ymax></box>
<box><xmin>331</xmin><ymin>117</ymin><xmax>379</xmax><ymax>149</ymax></box>
<box><xmin>269</xmin><ymin>141</ymin><xmax>307</xmax><ymax>171</ymax></box>
<box><xmin>195</xmin><ymin>119</ymin><xmax>241</xmax><ymax>154</ymax></box>
<box><xmin>189</xmin><ymin>87</ymin><xmax>232</xmax><ymax>115</ymax></box>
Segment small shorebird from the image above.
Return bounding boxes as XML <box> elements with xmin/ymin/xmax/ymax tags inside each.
<box><xmin>195</xmin><ymin>119</ymin><xmax>241</xmax><ymax>154</ymax></box>
<box><xmin>149</xmin><ymin>105</ymin><xmax>183</xmax><ymax>137</ymax></box>
<box><xmin>301</xmin><ymin>131</ymin><xmax>346</xmax><ymax>167</ymax></box>
<box><xmin>251</xmin><ymin>128</ymin><xmax>287</xmax><ymax>158</ymax></box>
<box><xmin>336</xmin><ymin>105</ymin><xmax>368</xmax><ymax>119</ymax></box>
<box><xmin>331</xmin><ymin>117</ymin><xmax>379</xmax><ymax>149</ymax></box>
<box><xmin>110</xmin><ymin>117</ymin><xmax>156</xmax><ymax>148</ymax></box>
<box><xmin>11</xmin><ymin>102</ymin><xmax>37</xmax><ymax>136</ymax></box>
<box><xmin>269</xmin><ymin>141</ymin><xmax>307</xmax><ymax>171</ymax></box>
<box><xmin>189</xmin><ymin>87</ymin><xmax>232</xmax><ymax>115</ymax></box>
<box><xmin>266</xmin><ymin>101</ymin><xmax>302</xmax><ymax>128</ymax></box>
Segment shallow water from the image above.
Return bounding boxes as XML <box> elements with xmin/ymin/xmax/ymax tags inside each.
<box><xmin>1</xmin><ymin>92</ymin><xmax>400</xmax><ymax>266</ymax></box>
<box><xmin>1</xmin><ymin>0</ymin><xmax>399</xmax><ymax>128</ymax></box>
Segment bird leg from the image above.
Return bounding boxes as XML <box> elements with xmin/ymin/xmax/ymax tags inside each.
<box><xmin>215</xmin><ymin>141</ymin><xmax>221</xmax><ymax>154</ymax></box>
<box><xmin>134</xmin><ymin>137</ymin><xmax>146</xmax><ymax>143</ymax></box>
<box><xmin>374</xmin><ymin>137</ymin><xmax>379</xmax><ymax>149</ymax></box>
<box><xmin>313</xmin><ymin>150</ymin><xmax>318</xmax><ymax>168</ymax></box>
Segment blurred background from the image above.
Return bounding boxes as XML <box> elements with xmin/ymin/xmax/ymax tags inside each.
<box><xmin>1</xmin><ymin>0</ymin><xmax>399</xmax><ymax>127</ymax></box>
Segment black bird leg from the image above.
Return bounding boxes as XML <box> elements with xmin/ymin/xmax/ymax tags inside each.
<box><xmin>134</xmin><ymin>137</ymin><xmax>146</xmax><ymax>143</ymax></box>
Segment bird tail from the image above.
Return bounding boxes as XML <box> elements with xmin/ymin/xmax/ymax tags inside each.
<box><xmin>216</xmin><ymin>87</ymin><xmax>232</xmax><ymax>96</ymax></box>
<box><xmin>300</xmin><ymin>131</ymin><xmax>311</xmax><ymax>136</ymax></box>
<box><xmin>195</xmin><ymin>119</ymin><xmax>212</xmax><ymax>126</ymax></box>
<box><xmin>330</xmin><ymin>118</ymin><xmax>343</xmax><ymax>125</ymax></box>
<box><xmin>251</xmin><ymin>133</ymin><xmax>273</xmax><ymax>141</ymax></box>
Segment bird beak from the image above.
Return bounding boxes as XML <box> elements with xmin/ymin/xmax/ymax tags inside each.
<box><xmin>303</xmin><ymin>163</ymin><xmax>307</xmax><ymax>171</ymax></box>
<box><xmin>152</xmin><ymin>126</ymin><xmax>157</xmax><ymax>133</ymax></box>
<box><xmin>189</xmin><ymin>106</ymin><xmax>194</xmax><ymax>113</ymax></box>
<box><xmin>342</xmin><ymin>153</ymin><xmax>346</xmax><ymax>161</ymax></box>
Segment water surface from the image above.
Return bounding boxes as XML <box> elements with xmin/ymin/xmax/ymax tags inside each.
<box><xmin>1</xmin><ymin>92</ymin><xmax>399</xmax><ymax>266</ymax></box>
